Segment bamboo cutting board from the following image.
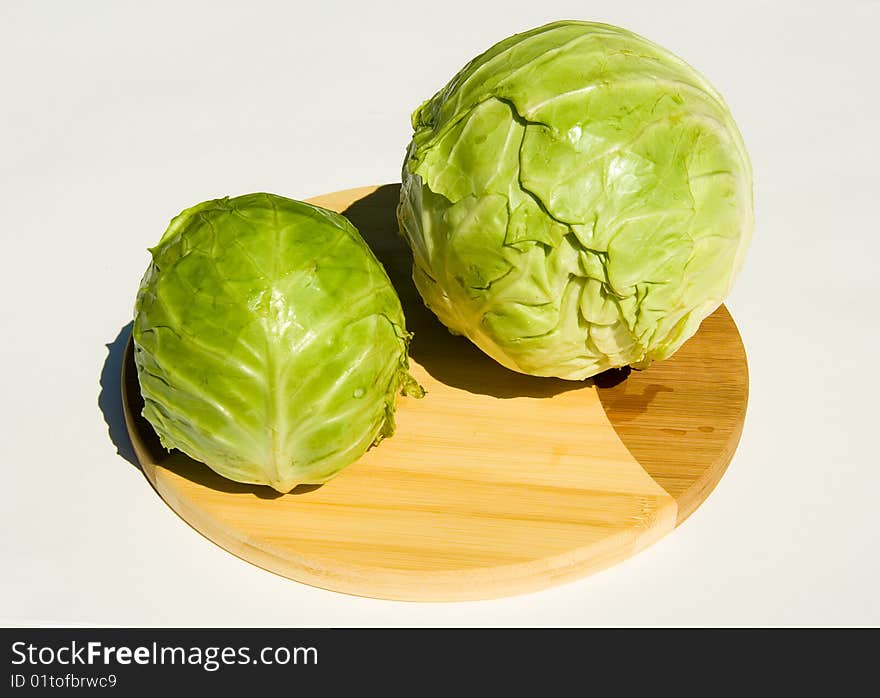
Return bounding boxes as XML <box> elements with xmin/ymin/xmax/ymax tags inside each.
<box><xmin>122</xmin><ymin>184</ymin><xmax>748</xmax><ymax>601</ymax></box>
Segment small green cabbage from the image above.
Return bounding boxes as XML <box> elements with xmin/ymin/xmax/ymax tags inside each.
<box><xmin>398</xmin><ymin>20</ymin><xmax>753</xmax><ymax>379</ymax></box>
<box><xmin>133</xmin><ymin>193</ymin><xmax>421</xmax><ymax>493</ymax></box>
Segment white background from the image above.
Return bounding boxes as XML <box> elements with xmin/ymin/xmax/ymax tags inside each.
<box><xmin>2</xmin><ymin>0</ymin><xmax>878</xmax><ymax>627</ymax></box>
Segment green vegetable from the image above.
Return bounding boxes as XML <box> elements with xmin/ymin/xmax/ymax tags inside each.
<box><xmin>133</xmin><ymin>193</ymin><xmax>421</xmax><ymax>493</ymax></box>
<box><xmin>399</xmin><ymin>20</ymin><xmax>753</xmax><ymax>379</ymax></box>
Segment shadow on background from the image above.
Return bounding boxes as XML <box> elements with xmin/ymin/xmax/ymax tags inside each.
<box><xmin>99</xmin><ymin>322</ymin><xmax>139</xmax><ymax>469</ymax></box>
<box><xmin>342</xmin><ymin>184</ymin><xmax>584</xmax><ymax>400</ymax></box>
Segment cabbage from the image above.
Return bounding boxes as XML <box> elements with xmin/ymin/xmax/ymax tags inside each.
<box><xmin>398</xmin><ymin>20</ymin><xmax>753</xmax><ymax>379</ymax></box>
<box><xmin>133</xmin><ymin>193</ymin><xmax>421</xmax><ymax>493</ymax></box>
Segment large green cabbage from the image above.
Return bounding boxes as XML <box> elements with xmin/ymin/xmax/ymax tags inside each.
<box><xmin>133</xmin><ymin>193</ymin><xmax>420</xmax><ymax>493</ymax></box>
<box><xmin>399</xmin><ymin>20</ymin><xmax>753</xmax><ymax>379</ymax></box>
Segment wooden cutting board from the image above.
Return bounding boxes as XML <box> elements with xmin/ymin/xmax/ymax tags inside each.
<box><xmin>122</xmin><ymin>184</ymin><xmax>748</xmax><ymax>601</ymax></box>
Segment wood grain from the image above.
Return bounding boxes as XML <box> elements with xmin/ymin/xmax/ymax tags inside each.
<box><xmin>121</xmin><ymin>184</ymin><xmax>748</xmax><ymax>601</ymax></box>
<box><xmin>595</xmin><ymin>306</ymin><xmax>748</xmax><ymax>525</ymax></box>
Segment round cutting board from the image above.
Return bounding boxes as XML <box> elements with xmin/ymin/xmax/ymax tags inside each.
<box><xmin>122</xmin><ymin>184</ymin><xmax>749</xmax><ymax>601</ymax></box>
